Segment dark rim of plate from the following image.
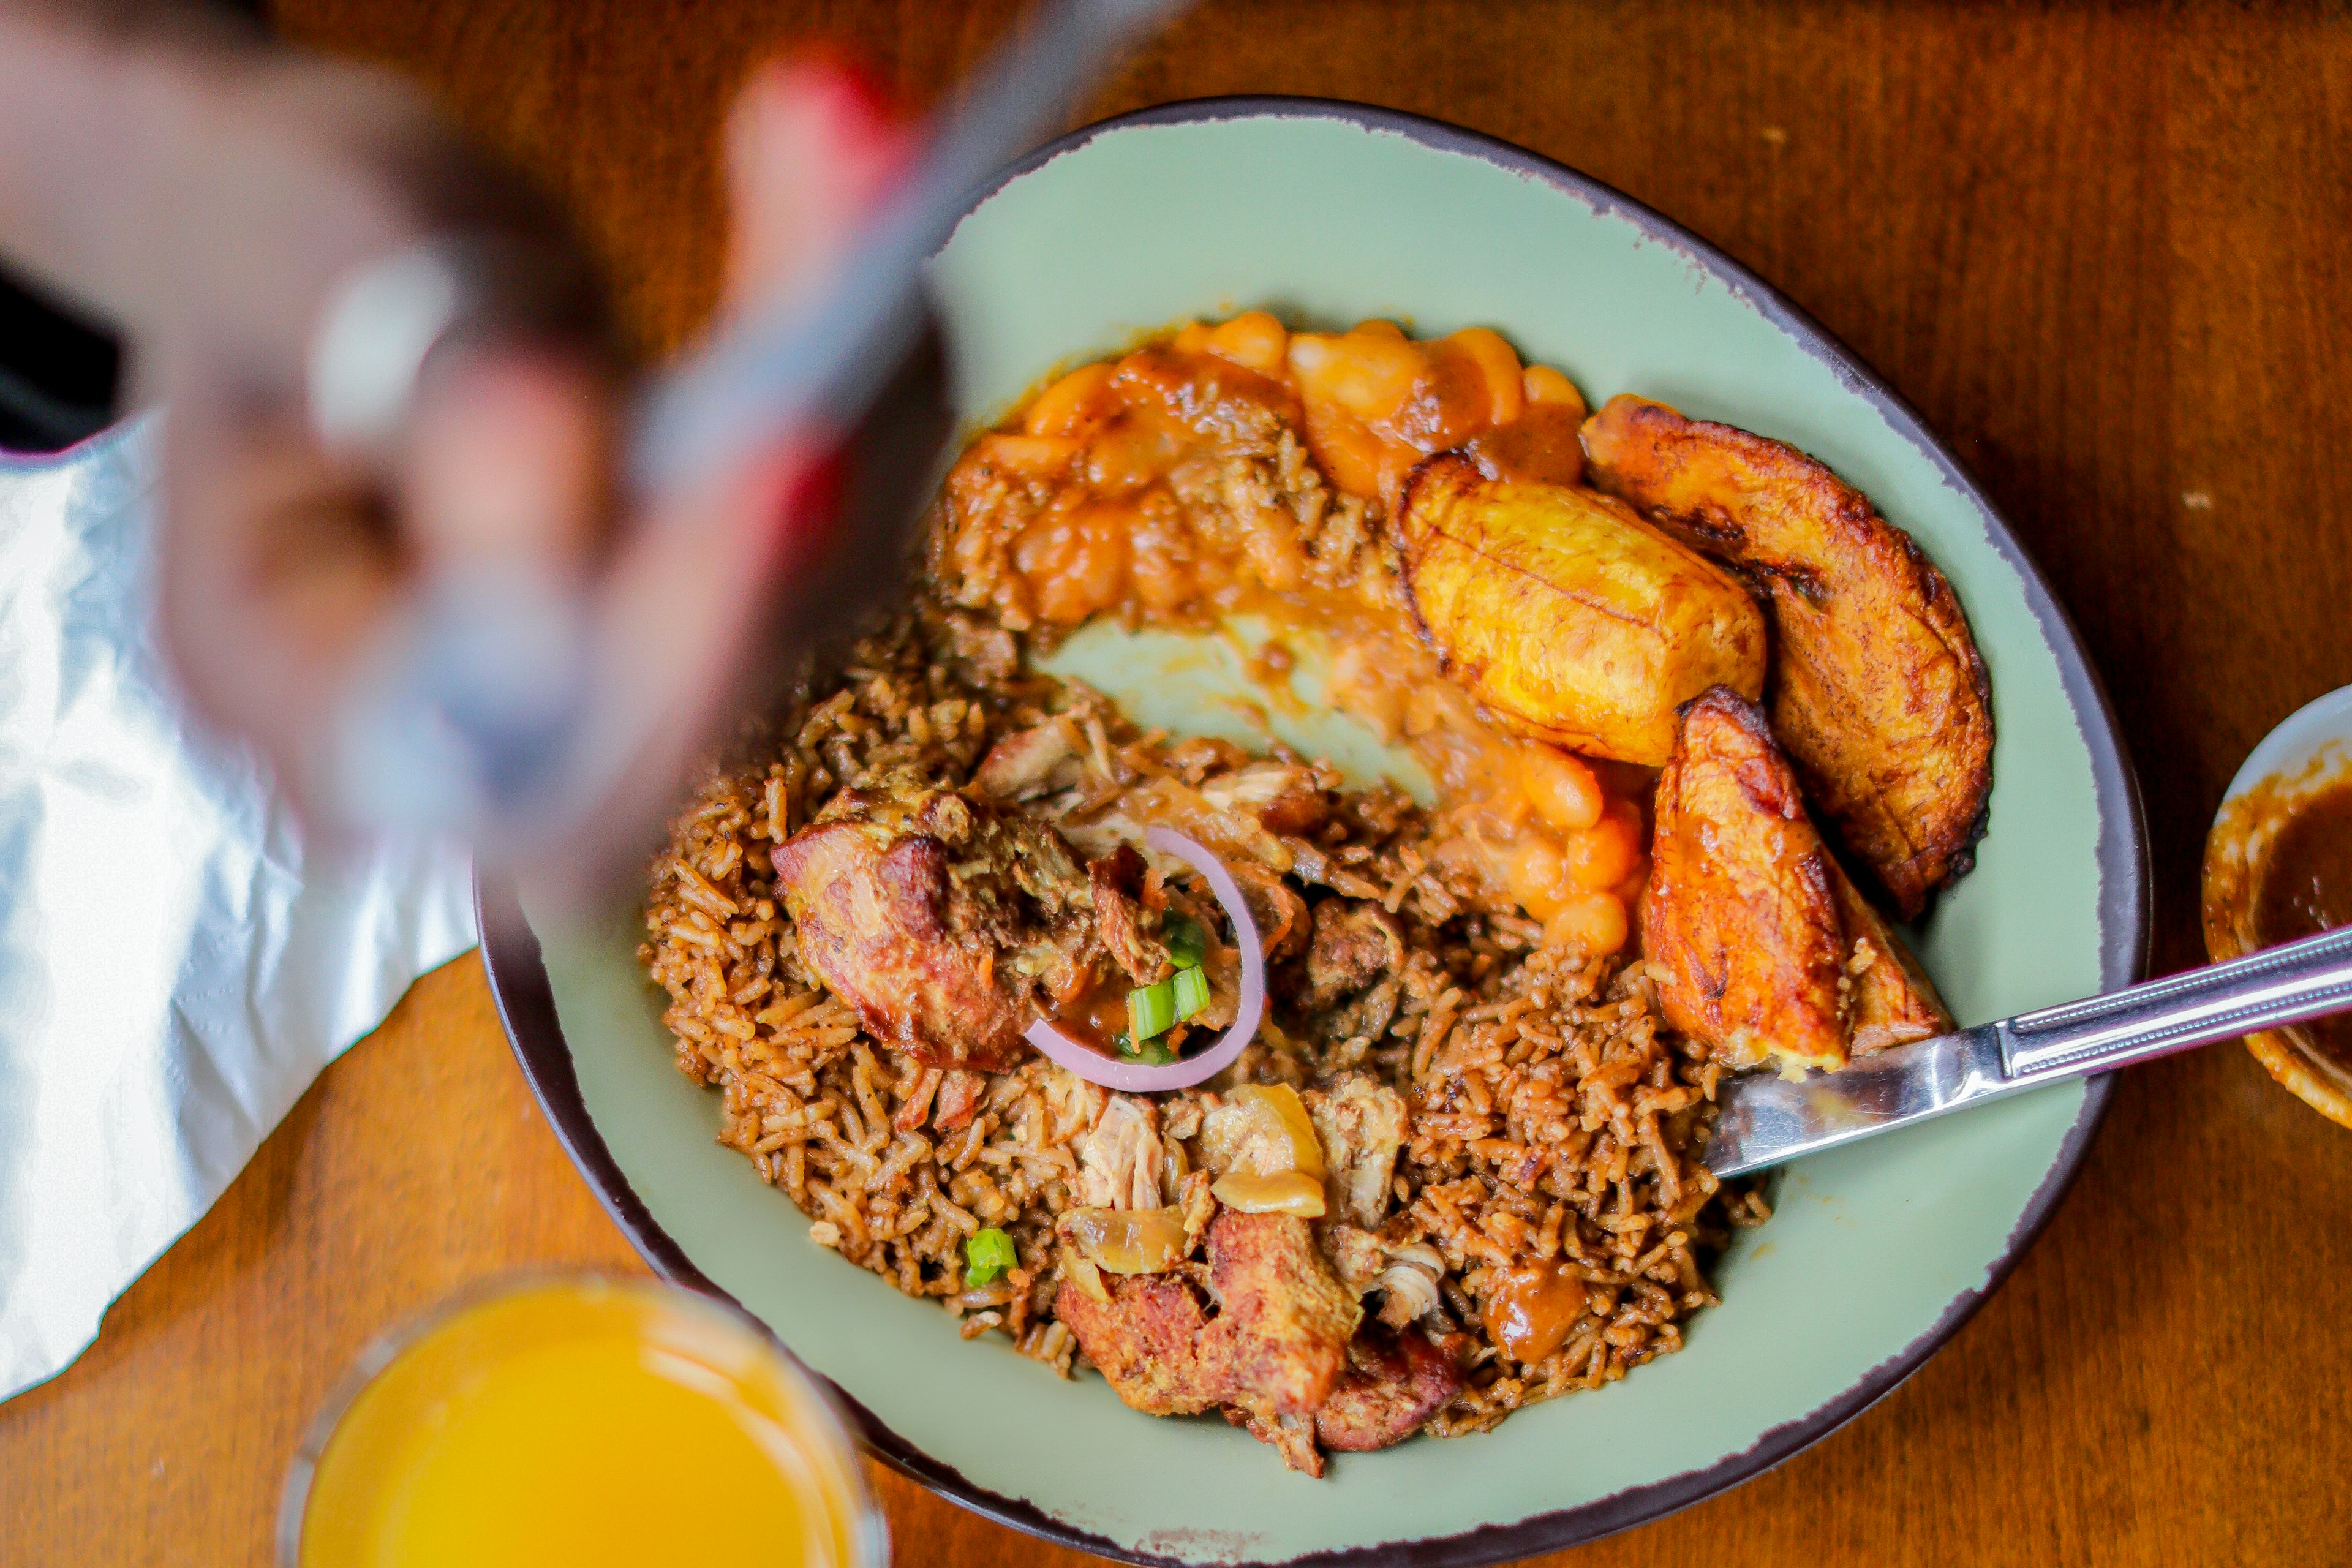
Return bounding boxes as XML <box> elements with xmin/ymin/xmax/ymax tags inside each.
<box><xmin>478</xmin><ymin>94</ymin><xmax>2152</xmax><ymax>1568</ymax></box>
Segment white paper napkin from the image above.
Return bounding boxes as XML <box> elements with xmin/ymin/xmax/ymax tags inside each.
<box><xmin>0</xmin><ymin>420</ymin><xmax>477</xmax><ymax>1403</ymax></box>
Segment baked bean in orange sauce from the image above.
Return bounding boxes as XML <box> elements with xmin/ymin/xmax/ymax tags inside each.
<box><xmin>936</xmin><ymin>313</ymin><xmax>1646</xmax><ymax>957</ymax></box>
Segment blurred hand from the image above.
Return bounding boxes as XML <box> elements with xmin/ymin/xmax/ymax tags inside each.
<box><xmin>146</xmin><ymin>46</ymin><xmax>909</xmax><ymax>879</ymax></box>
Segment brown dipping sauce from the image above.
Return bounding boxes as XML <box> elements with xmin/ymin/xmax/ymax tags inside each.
<box><xmin>2252</xmin><ymin>777</ymin><xmax>2352</xmax><ymax>1068</ymax></box>
<box><xmin>1055</xmin><ymin>973</ymin><xmax>1143</xmax><ymax>1058</ymax></box>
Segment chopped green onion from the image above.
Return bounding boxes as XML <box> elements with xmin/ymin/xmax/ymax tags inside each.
<box><xmin>1162</xmin><ymin>914</ymin><xmax>1208</xmax><ymax>970</ymax></box>
<box><xmin>1114</xmin><ymin>1031</ymin><xmax>1175</xmax><ymax>1066</ymax></box>
<box><xmin>1171</xmin><ymin>965</ymin><xmax>1212</xmax><ymax>1022</ymax></box>
<box><xmin>964</xmin><ymin>1227</ymin><xmax>1017</xmax><ymax>1287</ymax></box>
<box><xmin>1128</xmin><ymin>977</ymin><xmax>1178</xmax><ymax>1041</ymax></box>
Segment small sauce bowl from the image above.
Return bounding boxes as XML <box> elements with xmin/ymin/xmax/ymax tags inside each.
<box><xmin>2203</xmin><ymin>682</ymin><xmax>2352</xmax><ymax>1128</ymax></box>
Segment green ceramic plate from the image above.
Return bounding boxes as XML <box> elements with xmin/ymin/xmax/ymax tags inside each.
<box><xmin>482</xmin><ymin>99</ymin><xmax>2148</xmax><ymax>1566</ymax></box>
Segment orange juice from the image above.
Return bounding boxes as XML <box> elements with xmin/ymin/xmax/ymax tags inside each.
<box><xmin>284</xmin><ymin>1278</ymin><xmax>881</xmax><ymax>1568</ymax></box>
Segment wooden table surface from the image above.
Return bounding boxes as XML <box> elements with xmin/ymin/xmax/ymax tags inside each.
<box><xmin>7</xmin><ymin>3</ymin><xmax>2351</xmax><ymax>1564</ymax></box>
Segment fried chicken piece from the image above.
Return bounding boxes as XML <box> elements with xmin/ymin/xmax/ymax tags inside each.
<box><xmin>1314</xmin><ymin>1329</ymin><xmax>1461</xmax><ymax>1453</ymax></box>
<box><xmin>1297</xmin><ymin>903</ymin><xmax>1404</xmax><ymax>1011</ymax></box>
<box><xmin>1281</xmin><ymin>900</ymin><xmax>1406</xmax><ymax>1046</ymax></box>
<box><xmin>1055</xmin><ymin>1211</ymin><xmax>1360</xmax><ymax>1434</ymax></box>
<box><xmin>1210</xmin><ymin>1212</ymin><xmax>1362</xmax><ymax>1415</ymax></box>
<box><xmin>1317</xmin><ymin>1223</ymin><xmax>1389</xmax><ymax>1295</ymax></box>
<box><xmin>1642</xmin><ymin>688</ymin><xmax>1952</xmax><ymax>1074</ymax></box>
<box><xmin>1583</xmin><ymin>394</ymin><xmax>1994</xmax><ymax>916</ymax></box>
<box><xmin>1055</xmin><ymin>1272</ymin><xmax>1215</xmax><ymax>1414</ymax></box>
<box><xmin>1229</xmin><ymin>1407</ymin><xmax>1325</xmax><ymax>1477</ymax></box>
<box><xmin>771</xmin><ymin>774</ymin><xmax>1156</xmax><ymax>1072</ymax></box>
<box><xmin>1393</xmin><ymin>454</ymin><xmax>1768</xmax><ymax>766</ymax></box>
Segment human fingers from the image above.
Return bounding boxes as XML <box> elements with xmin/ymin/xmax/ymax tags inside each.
<box><xmin>398</xmin><ymin>342</ymin><xmax>616</xmax><ymax>582</ymax></box>
<box><xmin>514</xmin><ymin>56</ymin><xmax>915</xmax><ymax>900</ymax></box>
<box><xmin>155</xmin><ymin>379</ymin><xmax>399</xmax><ymax>810</ymax></box>
<box><xmin>720</xmin><ymin>52</ymin><xmax>914</xmax><ymax>323</ymax></box>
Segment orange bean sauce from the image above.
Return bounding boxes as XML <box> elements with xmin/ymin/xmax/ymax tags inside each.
<box><xmin>941</xmin><ymin>312</ymin><xmax>1649</xmax><ymax>956</ymax></box>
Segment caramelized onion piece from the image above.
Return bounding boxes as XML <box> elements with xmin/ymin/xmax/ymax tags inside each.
<box><xmin>1209</xmin><ymin>1170</ymin><xmax>1328</xmax><ymax>1218</ymax></box>
<box><xmin>1061</xmin><ymin>1206</ymin><xmax>1192</xmax><ymax>1275</ymax></box>
<box><xmin>1198</xmin><ymin>1084</ymin><xmax>1327</xmax><ymax>1181</ymax></box>
<box><xmin>1057</xmin><ymin>1243</ymin><xmax>1112</xmax><ymax>1304</ymax></box>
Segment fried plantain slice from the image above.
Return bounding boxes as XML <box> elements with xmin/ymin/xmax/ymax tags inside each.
<box><xmin>1642</xmin><ymin>687</ymin><xmax>1952</xmax><ymax>1075</ymax></box>
<box><xmin>1392</xmin><ymin>454</ymin><xmax>1767</xmax><ymax>766</ymax></box>
<box><xmin>1643</xmin><ymin>687</ymin><xmax>1850</xmax><ymax>1074</ymax></box>
<box><xmin>1830</xmin><ymin>857</ymin><xmax>1953</xmax><ymax>1055</ymax></box>
<box><xmin>1583</xmin><ymin>395</ymin><xmax>1993</xmax><ymax>918</ymax></box>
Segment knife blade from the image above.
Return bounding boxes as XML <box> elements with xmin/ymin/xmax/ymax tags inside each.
<box><xmin>1705</xmin><ymin>924</ymin><xmax>2352</xmax><ymax>1178</ymax></box>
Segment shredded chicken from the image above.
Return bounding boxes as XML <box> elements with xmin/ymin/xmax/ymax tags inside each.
<box><xmin>1199</xmin><ymin>759</ymin><xmax>1333</xmax><ymax>837</ymax></box>
<box><xmin>1077</xmin><ymin>1095</ymin><xmax>1168</xmax><ymax>1211</ymax></box>
<box><xmin>973</xmin><ymin>717</ymin><xmax>1084</xmax><ymax>801</ymax></box>
<box><xmin>1307</xmin><ymin>1075</ymin><xmax>1408</xmax><ymax>1230</ymax></box>
<box><xmin>933</xmin><ymin>1068</ymin><xmax>987</xmax><ymax>1132</ymax></box>
<box><xmin>1090</xmin><ymin>846</ymin><xmax>1174</xmax><ymax>986</ymax></box>
<box><xmin>1038</xmin><ymin>1068</ymin><xmax>1107</xmax><ymax>1145</ymax></box>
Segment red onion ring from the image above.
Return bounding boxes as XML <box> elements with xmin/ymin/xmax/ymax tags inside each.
<box><xmin>1023</xmin><ymin>827</ymin><xmax>1265</xmax><ymax>1091</ymax></box>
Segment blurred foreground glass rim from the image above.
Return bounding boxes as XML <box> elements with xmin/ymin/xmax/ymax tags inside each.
<box><xmin>274</xmin><ymin>1268</ymin><xmax>889</xmax><ymax>1567</ymax></box>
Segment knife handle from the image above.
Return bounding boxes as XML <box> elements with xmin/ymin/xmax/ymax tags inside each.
<box><xmin>2000</xmin><ymin>925</ymin><xmax>2352</xmax><ymax>1081</ymax></box>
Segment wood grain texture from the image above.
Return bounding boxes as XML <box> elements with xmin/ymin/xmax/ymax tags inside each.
<box><xmin>6</xmin><ymin>2</ymin><xmax>2351</xmax><ymax>1564</ymax></box>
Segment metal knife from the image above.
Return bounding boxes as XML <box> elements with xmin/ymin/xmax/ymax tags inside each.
<box><xmin>1705</xmin><ymin>924</ymin><xmax>2352</xmax><ymax>1177</ymax></box>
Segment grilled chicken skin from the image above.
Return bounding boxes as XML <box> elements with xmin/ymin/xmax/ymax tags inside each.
<box><xmin>1314</xmin><ymin>1329</ymin><xmax>1462</xmax><ymax>1454</ymax></box>
<box><xmin>769</xmin><ymin>773</ymin><xmax>1166</xmax><ymax>1072</ymax></box>
<box><xmin>1642</xmin><ymin>688</ymin><xmax>1951</xmax><ymax>1075</ymax></box>
<box><xmin>1583</xmin><ymin>394</ymin><xmax>1993</xmax><ymax>917</ymax></box>
<box><xmin>1054</xmin><ymin>1209</ymin><xmax>1360</xmax><ymax>1425</ymax></box>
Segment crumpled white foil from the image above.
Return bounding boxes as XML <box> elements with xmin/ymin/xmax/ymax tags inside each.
<box><xmin>0</xmin><ymin>420</ymin><xmax>477</xmax><ymax>1403</ymax></box>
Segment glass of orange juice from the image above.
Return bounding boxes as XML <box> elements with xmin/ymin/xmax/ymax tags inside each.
<box><xmin>278</xmin><ymin>1275</ymin><xmax>886</xmax><ymax>1568</ymax></box>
